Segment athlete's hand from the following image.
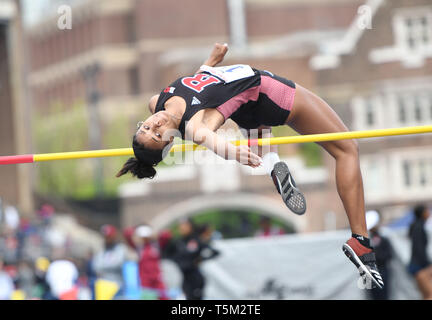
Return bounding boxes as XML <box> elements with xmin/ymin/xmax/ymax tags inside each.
<box><xmin>236</xmin><ymin>145</ymin><xmax>262</xmax><ymax>168</ymax></box>
<box><xmin>209</xmin><ymin>43</ymin><xmax>228</xmax><ymax>66</ymax></box>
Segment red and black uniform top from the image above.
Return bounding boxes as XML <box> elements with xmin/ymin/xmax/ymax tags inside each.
<box><xmin>154</xmin><ymin>65</ymin><xmax>295</xmax><ymax>139</ymax></box>
<box><xmin>154</xmin><ymin>68</ymin><xmax>260</xmax><ymax>138</ymax></box>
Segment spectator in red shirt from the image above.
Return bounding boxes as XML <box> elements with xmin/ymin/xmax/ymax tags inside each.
<box><xmin>123</xmin><ymin>224</ymin><xmax>167</xmax><ymax>299</ymax></box>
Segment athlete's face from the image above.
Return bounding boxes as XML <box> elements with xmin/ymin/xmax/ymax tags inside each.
<box><xmin>135</xmin><ymin>112</ymin><xmax>175</xmax><ymax>150</ymax></box>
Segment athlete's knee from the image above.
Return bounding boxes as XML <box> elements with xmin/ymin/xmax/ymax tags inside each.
<box><xmin>332</xmin><ymin>139</ymin><xmax>359</xmax><ymax>160</ymax></box>
<box><xmin>345</xmin><ymin>139</ymin><xmax>359</xmax><ymax>157</ymax></box>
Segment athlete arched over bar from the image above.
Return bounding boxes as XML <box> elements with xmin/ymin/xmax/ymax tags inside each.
<box><xmin>116</xmin><ymin>43</ymin><xmax>384</xmax><ymax>289</ymax></box>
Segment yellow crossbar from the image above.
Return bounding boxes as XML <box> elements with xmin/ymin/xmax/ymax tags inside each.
<box><xmin>26</xmin><ymin>125</ymin><xmax>432</xmax><ymax>162</ymax></box>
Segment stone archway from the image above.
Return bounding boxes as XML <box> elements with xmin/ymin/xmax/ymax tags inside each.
<box><xmin>149</xmin><ymin>192</ymin><xmax>305</xmax><ymax>232</ymax></box>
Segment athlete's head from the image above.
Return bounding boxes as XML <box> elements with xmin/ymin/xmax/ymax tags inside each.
<box><xmin>116</xmin><ymin>110</ymin><xmax>178</xmax><ymax>179</ymax></box>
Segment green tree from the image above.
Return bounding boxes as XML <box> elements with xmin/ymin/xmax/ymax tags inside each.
<box><xmin>33</xmin><ymin>101</ymin><xmax>134</xmax><ymax>199</ymax></box>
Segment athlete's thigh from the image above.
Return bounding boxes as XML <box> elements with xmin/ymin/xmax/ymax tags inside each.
<box><xmin>286</xmin><ymin>84</ymin><xmax>355</xmax><ymax>157</ymax></box>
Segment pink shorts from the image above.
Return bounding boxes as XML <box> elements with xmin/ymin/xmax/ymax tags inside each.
<box><xmin>217</xmin><ymin>70</ymin><xmax>296</xmax><ymax>129</ymax></box>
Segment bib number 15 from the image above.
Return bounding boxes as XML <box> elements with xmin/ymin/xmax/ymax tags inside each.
<box><xmin>181</xmin><ymin>74</ymin><xmax>221</xmax><ymax>93</ymax></box>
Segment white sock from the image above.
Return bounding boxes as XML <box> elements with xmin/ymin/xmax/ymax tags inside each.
<box><xmin>262</xmin><ymin>152</ymin><xmax>280</xmax><ymax>175</ymax></box>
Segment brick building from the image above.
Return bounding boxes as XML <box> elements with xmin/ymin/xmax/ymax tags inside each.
<box><xmin>21</xmin><ymin>0</ymin><xmax>431</xmax><ymax>231</ymax></box>
<box><xmin>22</xmin><ymin>0</ymin><xmax>363</xmax><ymax>232</ymax></box>
<box><xmin>0</xmin><ymin>0</ymin><xmax>33</xmax><ymax>215</ymax></box>
<box><xmin>25</xmin><ymin>0</ymin><xmax>361</xmax><ymax>115</ymax></box>
<box><xmin>311</xmin><ymin>0</ymin><xmax>432</xmax><ymax>222</ymax></box>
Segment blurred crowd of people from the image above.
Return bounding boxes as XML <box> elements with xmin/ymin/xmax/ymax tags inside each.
<box><xmin>1</xmin><ymin>199</ymin><xmax>430</xmax><ymax>300</ymax></box>
<box><xmin>407</xmin><ymin>204</ymin><xmax>432</xmax><ymax>300</ymax></box>
<box><xmin>0</xmin><ymin>202</ymin><xmax>90</xmax><ymax>300</ymax></box>
<box><xmin>0</xmin><ymin>200</ymin><xmax>223</xmax><ymax>300</ymax></box>
<box><xmin>77</xmin><ymin>217</ymin><xmax>222</xmax><ymax>300</ymax></box>
<box><xmin>364</xmin><ymin>204</ymin><xmax>432</xmax><ymax>300</ymax></box>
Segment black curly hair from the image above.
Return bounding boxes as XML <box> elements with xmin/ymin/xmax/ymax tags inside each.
<box><xmin>116</xmin><ymin>135</ymin><xmax>164</xmax><ymax>179</ymax></box>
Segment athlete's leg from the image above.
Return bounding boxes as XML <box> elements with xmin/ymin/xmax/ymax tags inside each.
<box><xmin>286</xmin><ymin>84</ymin><xmax>367</xmax><ymax>237</ymax></box>
<box><xmin>286</xmin><ymin>84</ymin><xmax>384</xmax><ymax>288</ymax></box>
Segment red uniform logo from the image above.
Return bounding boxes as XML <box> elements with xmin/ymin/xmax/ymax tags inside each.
<box><xmin>163</xmin><ymin>86</ymin><xmax>175</xmax><ymax>93</ymax></box>
<box><xmin>181</xmin><ymin>74</ymin><xmax>221</xmax><ymax>93</ymax></box>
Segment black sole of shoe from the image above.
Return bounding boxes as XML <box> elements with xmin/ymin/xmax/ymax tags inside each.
<box><xmin>272</xmin><ymin>162</ymin><xmax>306</xmax><ymax>215</ymax></box>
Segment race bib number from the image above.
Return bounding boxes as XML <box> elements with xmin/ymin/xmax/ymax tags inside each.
<box><xmin>199</xmin><ymin>64</ymin><xmax>255</xmax><ymax>83</ymax></box>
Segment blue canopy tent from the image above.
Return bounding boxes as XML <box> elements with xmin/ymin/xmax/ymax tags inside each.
<box><xmin>387</xmin><ymin>210</ymin><xmax>414</xmax><ymax>229</ymax></box>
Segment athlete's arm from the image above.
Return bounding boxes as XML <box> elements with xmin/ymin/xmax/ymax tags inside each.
<box><xmin>148</xmin><ymin>94</ymin><xmax>159</xmax><ymax>114</ymax></box>
<box><xmin>190</xmin><ymin>124</ymin><xmax>262</xmax><ymax>168</ymax></box>
<box><xmin>195</xmin><ymin>43</ymin><xmax>228</xmax><ymax>74</ymax></box>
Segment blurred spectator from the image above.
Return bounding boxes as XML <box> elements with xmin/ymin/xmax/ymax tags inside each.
<box><xmin>170</xmin><ymin>219</ymin><xmax>220</xmax><ymax>300</ymax></box>
<box><xmin>16</xmin><ymin>259</ymin><xmax>35</xmax><ymax>298</ymax></box>
<box><xmin>158</xmin><ymin>229</ymin><xmax>174</xmax><ymax>258</ymax></box>
<box><xmin>4</xmin><ymin>205</ymin><xmax>20</xmax><ymax>231</ymax></box>
<box><xmin>0</xmin><ymin>198</ymin><xmax>3</xmax><ymax>223</ymax></box>
<box><xmin>407</xmin><ymin>204</ymin><xmax>432</xmax><ymax>300</ymax></box>
<box><xmin>84</xmin><ymin>249</ymin><xmax>97</xmax><ymax>299</ymax></box>
<box><xmin>197</xmin><ymin>224</ymin><xmax>220</xmax><ymax>261</ymax></box>
<box><xmin>238</xmin><ymin>213</ymin><xmax>252</xmax><ymax>238</ymax></box>
<box><xmin>33</xmin><ymin>257</ymin><xmax>51</xmax><ymax>299</ymax></box>
<box><xmin>158</xmin><ymin>229</ymin><xmax>178</xmax><ymax>260</ymax></box>
<box><xmin>43</xmin><ymin>225</ymin><xmax>67</xmax><ymax>255</ymax></box>
<box><xmin>18</xmin><ymin>219</ymin><xmax>48</xmax><ymax>263</ymax></box>
<box><xmin>198</xmin><ymin>224</ymin><xmax>217</xmax><ymax>243</ymax></box>
<box><xmin>91</xmin><ymin>224</ymin><xmax>127</xmax><ymax>298</ymax></box>
<box><xmin>37</xmin><ymin>204</ymin><xmax>55</xmax><ymax>221</ymax></box>
<box><xmin>255</xmin><ymin>216</ymin><xmax>284</xmax><ymax>238</ymax></box>
<box><xmin>0</xmin><ymin>227</ymin><xmax>19</xmax><ymax>265</ymax></box>
<box><xmin>45</xmin><ymin>258</ymin><xmax>79</xmax><ymax>300</ymax></box>
<box><xmin>365</xmin><ymin>210</ymin><xmax>393</xmax><ymax>300</ymax></box>
<box><xmin>123</xmin><ymin>224</ymin><xmax>167</xmax><ymax>299</ymax></box>
<box><xmin>0</xmin><ymin>257</ymin><xmax>14</xmax><ymax>300</ymax></box>
<box><xmin>73</xmin><ymin>257</ymin><xmax>93</xmax><ymax>300</ymax></box>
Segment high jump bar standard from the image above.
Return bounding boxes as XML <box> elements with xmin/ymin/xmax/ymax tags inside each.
<box><xmin>1</xmin><ymin>125</ymin><xmax>431</xmax><ymax>165</ymax></box>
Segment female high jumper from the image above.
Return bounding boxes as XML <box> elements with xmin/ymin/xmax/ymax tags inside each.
<box><xmin>116</xmin><ymin>43</ymin><xmax>384</xmax><ymax>289</ymax></box>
